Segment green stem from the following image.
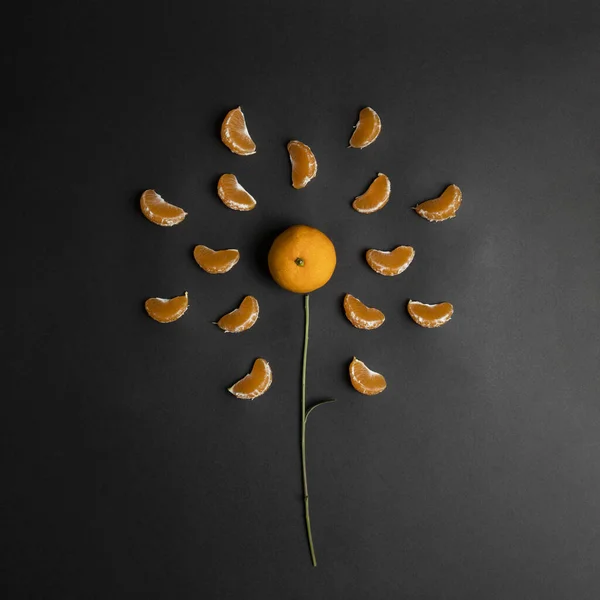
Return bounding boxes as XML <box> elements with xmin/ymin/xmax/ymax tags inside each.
<box><xmin>301</xmin><ymin>293</ymin><xmax>317</xmax><ymax>567</ymax></box>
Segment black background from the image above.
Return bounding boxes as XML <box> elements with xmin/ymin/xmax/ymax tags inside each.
<box><xmin>4</xmin><ymin>1</ymin><xmax>600</xmax><ymax>598</ymax></box>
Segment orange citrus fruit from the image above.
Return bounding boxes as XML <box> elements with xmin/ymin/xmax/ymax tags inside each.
<box><xmin>145</xmin><ymin>292</ymin><xmax>189</xmax><ymax>323</ymax></box>
<box><xmin>349</xmin><ymin>107</ymin><xmax>381</xmax><ymax>149</ymax></box>
<box><xmin>228</xmin><ymin>358</ymin><xmax>272</xmax><ymax>399</ymax></box>
<box><xmin>352</xmin><ymin>173</ymin><xmax>391</xmax><ymax>214</ymax></box>
<box><xmin>343</xmin><ymin>294</ymin><xmax>385</xmax><ymax>330</ymax></box>
<box><xmin>217</xmin><ymin>174</ymin><xmax>257</xmax><ymax>211</ymax></box>
<box><xmin>140</xmin><ymin>189</ymin><xmax>187</xmax><ymax>226</ymax></box>
<box><xmin>407</xmin><ymin>300</ymin><xmax>454</xmax><ymax>328</ymax></box>
<box><xmin>221</xmin><ymin>107</ymin><xmax>256</xmax><ymax>156</ymax></box>
<box><xmin>193</xmin><ymin>245</ymin><xmax>240</xmax><ymax>274</ymax></box>
<box><xmin>216</xmin><ymin>296</ymin><xmax>259</xmax><ymax>333</ymax></box>
<box><xmin>366</xmin><ymin>246</ymin><xmax>415</xmax><ymax>276</ymax></box>
<box><xmin>349</xmin><ymin>357</ymin><xmax>386</xmax><ymax>395</ymax></box>
<box><xmin>268</xmin><ymin>225</ymin><xmax>336</xmax><ymax>294</ymax></box>
<box><xmin>414</xmin><ymin>184</ymin><xmax>462</xmax><ymax>222</ymax></box>
<box><xmin>287</xmin><ymin>141</ymin><xmax>317</xmax><ymax>189</ymax></box>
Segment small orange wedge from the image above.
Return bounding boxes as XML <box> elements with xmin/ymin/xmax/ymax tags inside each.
<box><xmin>343</xmin><ymin>294</ymin><xmax>385</xmax><ymax>330</ymax></box>
<box><xmin>221</xmin><ymin>107</ymin><xmax>256</xmax><ymax>156</ymax></box>
<box><xmin>352</xmin><ymin>173</ymin><xmax>391</xmax><ymax>214</ymax></box>
<box><xmin>193</xmin><ymin>245</ymin><xmax>240</xmax><ymax>274</ymax></box>
<box><xmin>217</xmin><ymin>174</ymin><xmax>256</xmax><ymax>211</ymax></box>
<box><xmin>140</xmin><ymin>189</ymin><xmax>187</xmax><ymax>226</ymax></box>
<box><xmin>145</xmin><ymin>292</ymin><xmax>189</xmax><ymax>323</ymax></box>
<box><xmin>216</xmin><ymin>296</ymin><xmax>259</xmax><ymax>333</ymax></box>
<box><xmin>287</xmin><ymin>140</ymin><xmax>317</xmax><ymax>189</ymax></box>
<box><xmin>407</xmin><ymin>300</ymin><xmax>454</xmax><ymax>328</ymax></box>
<box><xmin>349</xmin><ymin>107</ymin><xmax>381</xmax><ymax>149</ymax></box>
<box><xmin>228</xmin><ymin>358</ymin><xmax>272</xmax><ymax>399</ymax></box>
<box><xmin>349</xmin><ymin>357</ymin><xmax>386</xmax><ymax>395</ymax></box>
<box><xmin>414</xmin><ymin>184</ymin><xmax>462</xmax><ymax>222</ymax></box>
<box><xmin>366</xmin><ymin>246</ymin><xmax>415</xmax><ymax>276</ymax></box>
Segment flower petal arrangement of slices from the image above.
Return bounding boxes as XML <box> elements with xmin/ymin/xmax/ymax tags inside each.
<box><xmin>141</xmin><ymin>104</ymin><xmax>461</xmax><ymax>398</ymax></box>
<box><xmin>139</xmin><ymin>104</ymin><xmax>463</xmax><ymax>567</ymax></box>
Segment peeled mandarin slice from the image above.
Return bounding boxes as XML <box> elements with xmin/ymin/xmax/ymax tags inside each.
<box><xmin>352</xmin><ymin>173</ymin><xmax>391</xmax><ymax>214</ymax></box>
<box><xmin>217</xmin><ymin>174</ymin><xmax>257</xmax><ymax>211</ymax></box>
<box><xmin>349</xmin><ymin>107</ymin><xmax>381</xmax><ymax>149</ymax></box>
<box><xmin>140</xmin><ymin>189</ymin><xmax>187</xmax><ymax>226</ymax></box>
<box><xmin>221</xmin><ymin>107</ymin><xmax>256</xmax><ymax>156</ymax></box>
<box><xmin>145</xmin><ymin>292</ymin><xmax>189</xmax><ymax>323</ymax></box>
<box><xmin>193</xmin><ymin>245</ymin><xmax>240</xmax><ymax>274</ymax></box>
<box><xmin>407</xmin><ymin>300</ymin><xmax>454</xmax><ymax>328</ymax></box>
<box><xmin>228</xmin><ymin>358</ymin><xmax>272</xmax><ymax>399</ymax></box>
<box><xmin>343</xmin><ymin>294</ymin><xmax>385</xmax><ymax>330</ymax></box>
<box><xmin>366</xmin><ymin>246</ymin><xmax>415</xmax><ymax>276</ymax></box>
<box><xmin>216</xmin><ymin>296</ymin><xmax>259</xmax><ymax>333</ymax></box>
<box><xmin>349</xmin><ymin>357</ymin><xmax>386</xmax><ymax>395</ymax></box>
<box><xmin>414</xmin><ymin>184</ymin><xmax>462</xmax><ymax>222</ymax></box>
<box><xmin>287</xmin><ymin>140</ymin><xmax>317</xmax><ymax>189</ymax></box>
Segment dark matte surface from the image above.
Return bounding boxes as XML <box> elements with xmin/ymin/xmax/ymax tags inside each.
<box><xmin>4</xmin><ymin>1</ymin><xmax>600</xmax><ymax>598</ymax></box>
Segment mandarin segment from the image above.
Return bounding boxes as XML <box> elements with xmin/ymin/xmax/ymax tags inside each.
<box><xmin>217</xmin><ymin>174</ymin><xmax>257</xmax><ymax>211</ymax></box>
<box><xmin>366</xmin><ymin>246</ymin><xmax>415</xmax><ymax>276</ymax></box>
<box><xmin>287</xmin><ymin>141</ymin><xmax>317</xmax><ymax>189</ymax></box>
<box><xmin>349</xmin><ymin>357</ymin><xmax>386</xmax><ymax>395</ymax></box>
<box><xmin>407</xmin><ymin>300</ymin><xmax>454</xmax><ymax>328</ymax></box>
<box><xmin>343</xmin><ymin>294</ymin><xmax>385</xmax><ymax>330</ymax></box>
<box><xmin>140</xmin><ymin>189</ymin><xmax>187</xmax><ymax>226</ymax></box>
<box><xmin>193</xmin><ymin>245</ymin><xmax>240</xmax><ymax>274</ymax></box>
<box><xmin>216</xmin><ymin>296</ymin><xmax>259</xmax><ymax>333</ymax></box>
<box><xmin>414</xmin><ymin>184</ymin><xmax>462</xmax><ymax>222</ymax></box>
<box><xmin>349</xmin><ymin>107</ymin><xmax>381</xmax><ymax>149</ymax></box>
<box><xmin>352</xmin><ymin>173</ymin><xmax>391</xmax><ymax>214</ymax></box>
<box><xmin>228</xmin><ymin>358</ymin><xmax>272</xmax><ymax>399</ymax></box>
<box><xmin>221</xmin><ymin>107</ymin><xmax>256</xmax><ymax>155</ymax></box>
<box><xmin>145</xmin><ymin>292</ymin><xmax>189</xmax><ymax>323</ymax></box>
<box><xmin>268</xmin><ymin>225</ymin><xmax>336</xmax><ymax>294</ymax></box>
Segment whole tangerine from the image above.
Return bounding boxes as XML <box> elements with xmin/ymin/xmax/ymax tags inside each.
<box><xmin>268</xmin><ymin>225</ymin><xmax>336</xmax><ymax>294</ymax></box>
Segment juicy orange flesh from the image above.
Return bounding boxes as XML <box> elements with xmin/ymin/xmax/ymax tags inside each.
<box><xmin>221</xmin><ymin>107</ymin><xmax>256</xmax><ymax>154</ymax></box>
<box><xmin>145</xmin><ymin>294</ymin><xmax>188</xmax><ymax>323</ymax></box>
<box><xmin>409</xmin><ymin>302</ymin><xmax>453</xmax><ymax>322</ymax></box>
<box><xmin>288</xmin><ymin>141</ymin><xmax>316</xmax><ymax>189</ymax></box>
<box><xmin>193</xmin><ymin>246</ymin><xmax>239</xmax><ymax>272</ymax></box>
<box><xmin>367</xmin><ymin>247</ymin><xmax>414</xmax><ymax>273</ymax></box>
<box><xmin>268</xmin><ymin>225</ymin><xmax>336</xmax><ymax>294</ymax></box>
<box><xmin>353</xmin><ymin>174</ymin><xmax>390</xmax><ymax>211</ymax></box>
<box><xmin>218</xmin><ymin>174</ymin><xmax>256</xmax><ymax>210</ymax></box>
<box><xmin>344</xmin><ymin>294</ymin><xmax>385</xmax><ymax>328</ymax></box>
<box><xmin>350</xmin><ymin>358</ymin><xmax>386</xmax><ymax>394</ymax></box>
<box><xmin>217</xmin><ymin>296</ymin><xmax>258</xmax><ymax>331</ymax></box>
<box><xmin>416</xmin><ymin>185</ymin><xmax>461</xmax><ymax>217</ymax></box>
<box><xmin>231</xmin><ymin>359</ymin><xmax>269</xmax><ymax>396</ymax></box>
<box><xmin>140</xmin><ymin>190</ymin><xmax>186</xmax><ymax>224</ymax></box>
<box><xmin>350</xmin><ymin>108</ymin><xmax>381</xmax><ymax>148</ymax></box>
